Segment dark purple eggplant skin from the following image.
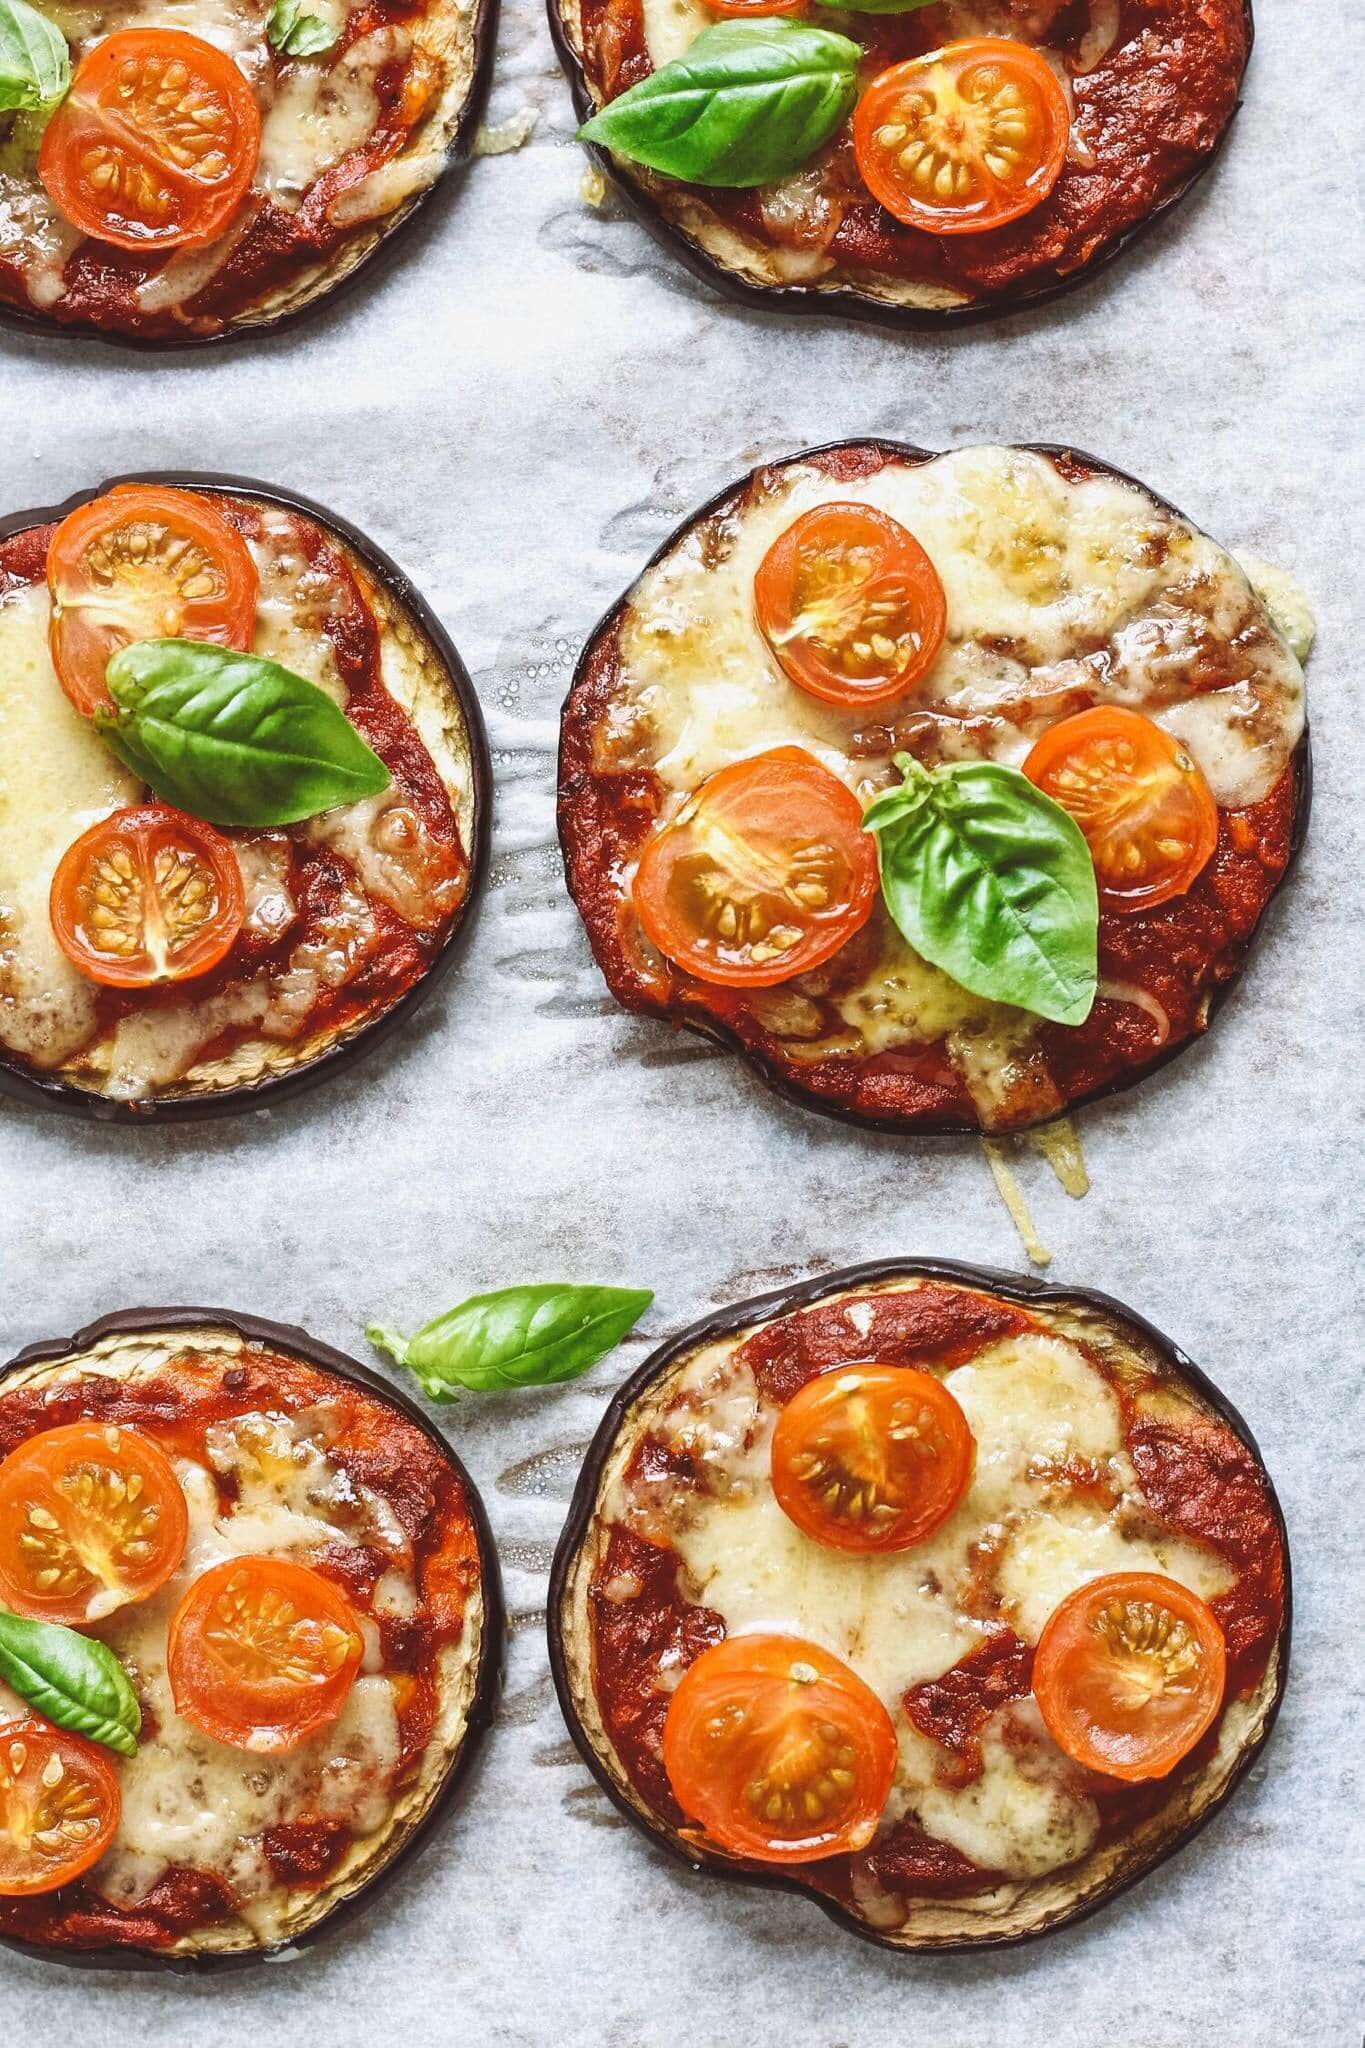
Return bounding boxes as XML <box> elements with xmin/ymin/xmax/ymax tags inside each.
<box><xmin>0</xmin><ymin>1304</ymin><xmax>506</xmax><ymax>1975</ymax></box>
<box><xmin>547</xmin><ymin>1256</ymin><xmax>1292</xmax><ymax>1955</ymax></box>
<box><xmin>547</xmin><ymin>0</ymin><xmax>1252</xmax><ymax>332</ymax></box>
<box><xmin>0</xmin><ymin>0</ymin><xmax>498</xmax><ymax>356</ymax></box>
<box><xmin>0</xmin><ymin>471</ymin><xmax>492</xmax><ymax>1126</ymax></box>
<box><xmin>558</xmin><ymin>437</ymin><xmax>1312</xmax><ymax>1139</ymax></box>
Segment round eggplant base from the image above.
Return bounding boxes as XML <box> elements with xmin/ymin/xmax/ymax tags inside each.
<box><xmin>548</xmin><ymin>1257</ymin><xmax>1290</xmax><ymax>1953</ymax></box>
<box><xmin>0</xmin><ymin>1305</ymin><xmax>505</xmax><ymax>1973</ymax></box>
<box><xmin>0</xmin><ymin>474</ymin><xmax>492</xmax><ymax>1126</ymax></box>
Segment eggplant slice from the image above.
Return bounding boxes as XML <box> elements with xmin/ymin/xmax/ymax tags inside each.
<box><xmin>0</xmin><ymin>1306</ymin><xmax>504</xmax><ymax>1972</ymax></box>
<box><xmin>549</xmin><ymin>0</ymin><xmax>1251</xmax><ymax>329</ymax></box>
<box><xmin>0</xmin><ymin>473</ymin><xmax>491</xmax><ymax>1124</ymax></box>
<box><xmin>549</xmin><ymin>1258</ymin><xmax>1290</xmax><ymax>1952</ymax></box>
<box><xmin>558</xmin><ymin>439</ymin><xmax>1311</xmax><ymax>1137</ymax></box>
<box><xmin>0</xmin><ymin>0</ymin><xmax>498</xmax><ymax>348</ymax></box>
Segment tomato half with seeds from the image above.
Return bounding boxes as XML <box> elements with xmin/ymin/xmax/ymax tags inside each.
<box><xmin>48</xmin><ymin>484</ymin><xmax>258</xmax><ymax>716</ymax></box>
<box><xmin>169</xmin><ymin>1556</ymin><xmax>364</xmax><ymax>1753</ymax></box>
<box><xmin>633</xmin><ymin>748</ymin><xmax>878</xmax><ymax>988</ymax></box>
<box><xmin>38</xmin><ymin>29</ymin><xmax>260</xmax><ymax>253</ymax></box>
<box><xmin>771</xmin><ymin>1365</ymin><xmax>974</xmax><ymax>1553</ymax></box>
<box><xmin>754</xmin><ymin>503</ymin><xmax>947</xmax><ymax>708</ymax></box>
<box><xmin>0</xmin><ymin>1722</ymin><xmax>122</xmax><ymax>1896</ymax></box>
<box><xmin>853</xmin><ymin>39</ymin><xmax>1070</xmax><ymax>235</ymax></box>
<box><xmin>1033</xmin><ymin>1572</ymin><xmax>1226</xmax><ymax>1782</ymax></box>
<box><xmin>51</xmin><ymin>804</ymin><xmax>246</xmax><ymax>990</ymax></box>
<box><xmin>0</xmin><ymin>1422</ymin><xmax>188</xmax><ymax>1625</ymax></box>
<box><xmin>663</xmin><ymin>1635</ymin><xmax>896</xmax><ymax>1863</ymax></box>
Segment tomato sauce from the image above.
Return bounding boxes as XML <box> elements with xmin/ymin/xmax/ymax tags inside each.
<box><xmin>574</xmin><ymin>0</ymin><xmax>1247</xmax><ymax>306</ymax></box>
<box><xmin>558</xmin><ymin>444</ymin><xmax>1303</xmax><ymax>1132</ymax></box>
<box><xmin>0</xmin><ymin>1344</ymin><xmax>479</xmax><ymax>1953</ymax></box>
<box><xmin>0</xmin><ymin>493</ymin><xmax>468</xmax><ymax>1102</ymax></box>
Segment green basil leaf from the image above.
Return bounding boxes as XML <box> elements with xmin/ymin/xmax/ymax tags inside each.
<box><xmin>266</xmin><ymin>0</ymin><xmax>339</xmax><ymax>57</ymax></box>
<box><xmin>0</xmin><ymin>1611</ymin><xmax>140</xmax><ymax>1758</ymax></box>
<box><xmin>578</xmin><ymin>20</ymin><xmax>860</xmax><ymax>188</ymax></box>
<box><xmin>863</xmin><ymin>753</ymin><xmax>1098</xmax><ymax>1025</ymax></box>
<box><xmin>0</xmin><ymin>0</ymin><xmax>69</xmax><ymax>114</ymax></box>
<box><xmin>97</xmin><ymin>639</ymin><xmax>391</xmax><ymax>829</ymax></box>
<box><xmin>368</xmin><ymin>1284</ymin><xmax>654</xmax><ymax>1401</ymax></box>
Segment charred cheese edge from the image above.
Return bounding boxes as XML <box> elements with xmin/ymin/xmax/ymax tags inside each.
<box><xmin>598</xmin><ymin>445</ymin><xmax>1311</xmax><ymax>1127</ymax></box>
<box><xmin>0</xmin><ymin>490</ymin><xmax>477</xmax><ymax>1105</ymax></box>
<box><xmin>0</xmin><ymin>0</ymin><xmax>485</xmax><ymax>333</ymax></box>
<box><xmin>556</xmin><ymin>1277</ymin><xmax>1285</xmax><ymax>1947</ymax></box>
<box><xmin>0</xmin><ymin>1327</ymin><xmax>484</xmax><ymax>1956</ymax></box>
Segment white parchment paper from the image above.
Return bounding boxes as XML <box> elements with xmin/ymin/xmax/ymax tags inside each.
<box><xmin>1</xmin><ymin>0</ymin><xmax>1362</xmax><ymax>2039</ymax></box>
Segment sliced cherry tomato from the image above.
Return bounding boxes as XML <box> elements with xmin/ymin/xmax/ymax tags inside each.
<box><xmin>754</xmin><ymin>503</ymin><xmax>947</xmax><ymax>708</ymax></box>
<box><xmin>771</xmin><ymin>1364</ymin><xmax>974</xmax><ymax>1553</ymax></box>
<box><xmin>0</xmin><ymin>1722</ymin><xmax>121</xmax><ymax>1896</ymax></box>
<box><xmin>1023</xmin><ymin>707</ymin><xmax>1219</xmax><ymax>912</ymax></box>
<box><xmin>633</xmin><ymin>748</ymin><xmax>878</xmax><ymax>988</ymax></box>
<box><xmin>853</xmin><ymin>39</ymin><xmax>1070</xmax><ymax>235</ymax></box>
<box><xmin>48</xmin><ymin>484</ymin><xmax>258</xmax><ymax>716</ymax></box>
<box><xmin>0</xmin><ymin>1422</ymin><xmax>188</xmax><ymax>1625</ymax></box>
<box><xmin>701</xmin><ymin>0</ymin><xmax>804</xmax><ymax>13</ymax></box>
<box><xmin>38</xmin><ymin>30</ymin><xmax>260</xmax><ymax>253</ymax></box>
<box><xmin>51</xmin><ymin>804</ymin><xmax>246</xmax><ymax>989</ymax></box>
<box><xmin>168</xmin><ymin>1556</ymin><xmax>364</xmax><ymax>1753</ymax></box>
<box><xmin>663</xmin><ymin>1635</ymin><xmax>897</xmax><ymax>1863</ymax></box>
<box><xmin>1033</xmin><ymin>1572</ymin><xmax>1226</xmax><ymax>1783</ymax></box>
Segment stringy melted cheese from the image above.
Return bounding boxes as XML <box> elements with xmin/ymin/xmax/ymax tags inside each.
<box><xmin>610</xmin><ymin>448</ymin><xmax>1311</xmax><ymax>1106</ymax></box>
<box><xmin>90</xmin><ymin>1411</ymin><xmax>413</xmax><ymax>1940</ymax></box>
<box><xmin>626</xmin><ymin>1314</ymin><xmax>1231</xmax><ymax>1884</ymax></box>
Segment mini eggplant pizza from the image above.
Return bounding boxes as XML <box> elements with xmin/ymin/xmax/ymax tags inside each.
<box><xmin>0</xmin><ymin>475</ymin><xmax>489</xmax><ymax>1120</ymax></box>
<box><xmin>550</xmin><ymin>1261</ymin><xmax>1289</xmax><ymax>1949</ymax></box>
<box><xmin>558</xmin><ymin>441</ymin><xmax>1312</xmax><ymax>1135</ymax></box>
<box><xmin>553</xmin><ymin>0</ymin><xmax>1251</xmax><ymax>323</ymax></box>
<box><xmin>0</xmin><ymin>1308</ymin><xmax>500</xmax><ymax>1967</ymax></box>
<box><xmin>0</xmin><ymin>0</ymin><xmax>496</xmax><ymax>342</ymax></box>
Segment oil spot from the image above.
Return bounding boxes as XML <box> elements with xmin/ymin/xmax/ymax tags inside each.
<box><xmin>507</xmin><ymin>1606</ymin><xmax>547</xmax><ymax>1637</ymax></box>
<box><xmin>563</xmin><ymin>1780</ymin><xmax>629</xmax><ymax>1829</ymax></box>
<box><xmin>500</xmin><ymin>1674</ymin><xmax>556</xmax><ymax>1727</ymax></box>
<box><xmin>533</xmin><ymin>1736</ymin><xmax>582</xmax><ymax>1769</ymax></box>
<box><xmin>711</xmin><ymin>1259</ymin><xmax>838</xmax><ymax>1306</ymax></box>
<box><xmin>500</xmin><ymin>1538</ymin><xmax>556</xmax><ymax>1574</ymax></box>
<box><xmin>498</xmin><ymin>1440</ymin><xmax>594</xmax><ymax>1500</ymax></box>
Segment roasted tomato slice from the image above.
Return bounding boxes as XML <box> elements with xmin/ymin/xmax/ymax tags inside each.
<box><xmin>632</xmin><ymin>747</ymin><xmax>878</xmax><ymax>987</ymax></box>
<box><xmin>48</xmin><ymin>484</ymin><xmax>258</xmax><ymax>716</ymax></box>
<box><xmin>853</xmin><ymin>39</ymin><xmax>1070</xmax><ymax>235</ymax></box>
<box><xmin>664</xmin><ymin>1634</ymin><xmax>896</xmax><ymax>1863</ymax></box>
<box><xmin>771</xmin><ymin>1364</ymin><xmax>974</xmax><ymax>1552</ymax></box>
<box><xmin>0</xmin><ymin>1422</ymin><xmax>188</xmax><ymax>1625</ymax></box>
<box><xmin>168</xmin><ymin>1556</ymin><xmax>364</xmax><ymax>1753</ymax></box>
<box><xmin>38</xmin><ymin>29</ymin><xmax>260</xmax><ymax>253</ymax></box>
<box><xmin>754</xmin><ymin>503</ymin><xmax>947</xmax><ymax>707</ymax></box>
<box><xmin>0</xmin><ymin>1722</ymin><xmax>122</xmax><ymax>1896</ymax></box>
<box><xmin>51</xmin><ymin>804</ymin><xmax>246</xmax><ymax>989</ymax></box>
<box><xmin>1023</xmin><ymin>707</ymin><xmax>1219</xmax><ymax>912</ymax></box>
<box><xmin>1033</xmin><ymin>1572</ymin><xmax>1226</xmax><ymax>1782</ymax></box>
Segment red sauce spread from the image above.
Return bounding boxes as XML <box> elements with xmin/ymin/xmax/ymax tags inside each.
<box><xmin>558</xmin><ymin>444</ymin><xmax>1303</xmax><ymax>1133</ymax></box>
<box><xmin>584</xmin><ymin>1283</ymin><xmax>1288</xmax><ymax>1916</ymax></box>
<box><xmin>0</xmin><ymin>1343</ymin><xmax>480</xmax><ymax>1954</ymax></box>
<box><xmin>0</xmin><ymin>490</ymin><xmax>469</xmax><ymax>1103</ymax></box>
<box><xmin>575</xmin><ymin>0</ymin><xmax>1248</xmax><ymax>306</ymax></box>
<box><xmin>0</xmin><ymin>5</ymin><xmax>450</xmax><ymax>341</ymax></box>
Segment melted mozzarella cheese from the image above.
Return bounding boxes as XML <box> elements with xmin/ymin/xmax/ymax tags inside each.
<box><xmin>92</xmin><ymin>1413</ymin><xmax>412</xmax><ymax>1930</ymax></box>
<box><xmin>259</xmin><ymin>30</ymin><xmax>406</xmax><ymax>211</ymax></box>
<box><xmin>641</xmin><ymin>1312</ymin><xmax>1232</xmax><ymax>1883</ymax></box>
<box><xmin>0</xmin><ymin>586</ymin><xmax>140</xmax><ymax>1068</ymax></box>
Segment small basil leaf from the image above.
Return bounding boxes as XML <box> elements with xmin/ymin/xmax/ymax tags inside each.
<box><xmin>0</xmin><ymin>0</ymin><xmax>69</xmax><ymax>114</ymax></box>
<box><xmin>578</xmin><ymin>20</ymin><xmax>860</xmax><ymax>188</ymax></box>
<box><xmin>367</xmin><ymin>1285</ymin><xmax>654</xmax><ymax>1401</ymax></box>
<box><xmin>0</xmin><ymin>1611</ymin><xmax>140</xmax><ymax>1758</ymax></box>
<box><xmin>98</xmin><ymin>639</ymin><xmax>391</xmax><ymax>829</ymax></box>
<box><xmin>863</xmin><ymin>753</ymin><xmax>1098</xmax><ymax>1025</ymax></box>
<box><xmin>266</xmin><ymin>0</ymin><xmax>339</xmax><ymax>56</ymax></box>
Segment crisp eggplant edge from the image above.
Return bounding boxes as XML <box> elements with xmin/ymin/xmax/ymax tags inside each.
<box><xmin>0</xmin><ymin>0</ymin><xmax>499</xmax><ymax>353</ymax></box>
<box><xmin>0</xmin><ymin>470</ymin><xmax>493</xmax><ymax>1125</ymax></box>
<box><xmin>547</xmin><ymin>1255</ymin><xmax>1292</xmax><ymax>1954</ymax></box>
<box><xmin>0</xmin><ymin>1303</ymin><xmax>505</xmax><ymax>1974</ymax></box>
<box><xmin>547</xmin><ymin>0</ymin><xmax>1253</xmax><ymax>331</ymax></box>
<box><xmin>556</xmin><ymin>436</ymin><xmax>1312</xmax><ymax>1138</ymax></box>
